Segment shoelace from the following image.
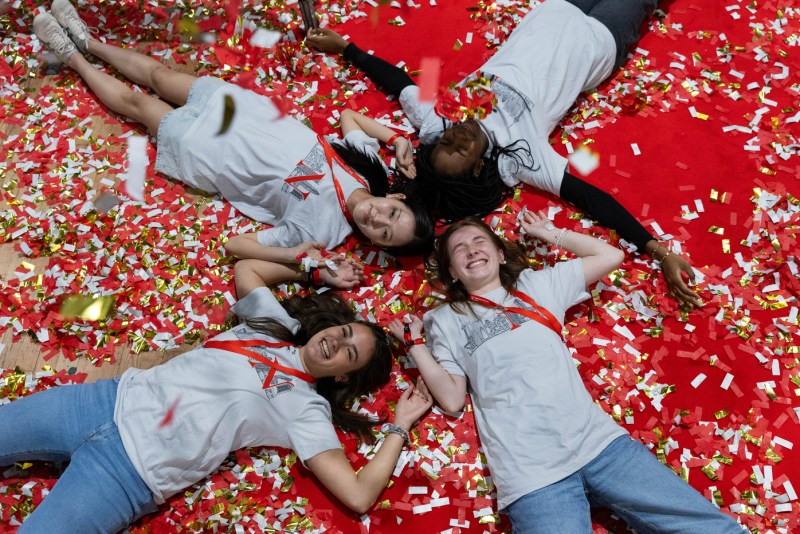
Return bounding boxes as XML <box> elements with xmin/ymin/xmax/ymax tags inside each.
<box><xmin>44</xmin><ymin>26</ymin><xmax>74</xmax><ymax>55</ymax></box>
<box><xmin>61</xmin><ymin>11</ymin><xmax>88</xmax><ymax>36</ymax></box>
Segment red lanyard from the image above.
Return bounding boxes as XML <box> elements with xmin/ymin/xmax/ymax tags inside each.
<box><xmin>205</xmin><ymin>339</ymin><xmax>316</xmax><ymax>388</ymax></box>
<box><xmin>469</xmin><ymin>289</ymin><xmax>564</xmax><ymax>341</ymax></box>
<box><xmin>318</xmin><ymin>135</ymin><xmax>370</xmax><ymax>223</ymax></box>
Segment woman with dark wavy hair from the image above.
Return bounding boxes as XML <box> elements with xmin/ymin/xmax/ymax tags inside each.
<box><xmin>307</xmin><ymin>0</ymin><xmax>701</xmax><ymax>307</ymax></box>
<box><xmin>33</xmin><ymin>0</ymin><xmax>434</xmax><ymax>261</ymax></box>
<box><xmin>0</xmin><ymin>257</ymin><xmax>432</xmax><ymax>533</ymax></box>
<box><xmin>388</xmin><ymin>216</ymin><xmax>741</xmax><ymax>532</ymax></box>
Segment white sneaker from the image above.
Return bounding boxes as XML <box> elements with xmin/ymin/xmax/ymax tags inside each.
<box><xmin>52</xmin><ymin>0</ymin><xmax>89</xmax><ymax>53</ymax></box>
<box><xmin>33</xmin><ymin>12</ymin><xmax>78</xmax><ymax>64</ymax></box>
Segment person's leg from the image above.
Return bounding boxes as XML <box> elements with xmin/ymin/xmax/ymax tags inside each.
<box><xmin>86</xmin><ymin>39</ymin><xmax>196</xmax><ymax>107</ymax></box>
<box><xmin>505</xmin><ymin>471</ymin><xmax>593</xmax><ymax>533</ymax></box>
<box><xmin>65</xmin><ymin>52</ymin><xmax>173</xmax><ymax>134</ymax></box>
<box><xmin>17</xmin><ymin>420</ymin><xmax>157</xmax><ymax>534</ymax></box>
<box><xmin>584</xmin><ymin>436</ymin><xmax>744</xmax><ymax>533</ymax></box>
<box><xmin>587</xmin><ymin>0</ymin><xmax>659</xmax><ymax>70</ymax></box>
<box><xmin>0</xmin><ymin>380</ymin><xmax>116</xmax><ymax>465</ymax></box>
<box><xmin>49</xmin><ymin>0</ymin><xmax>196</xmax><ymax>106</ymax></box>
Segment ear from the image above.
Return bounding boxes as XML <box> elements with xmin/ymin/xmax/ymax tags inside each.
<box><xmin>498</xmin><ymin>249</ymin><xmax>505</xmax><ymax>265</ymax></box>
<box><xmin>472</xmin><ymin>159</ymin><xmax>485</xmax><ymax>177</ymax></box>
<box><xmin>386</xmin><ymin>193</ymin><xmax>406</xmax><ymax>200</ymax></box>
<box><xmin>448</xmin><ymin>265</ymin><xmax>458</xmax><ymax>283</ymax></box>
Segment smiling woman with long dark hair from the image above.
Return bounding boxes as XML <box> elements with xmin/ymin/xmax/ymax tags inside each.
<box><xmin>0</xmin><ymin>256</ymin><xmax>432</xmax><ymax>533</ymax></box>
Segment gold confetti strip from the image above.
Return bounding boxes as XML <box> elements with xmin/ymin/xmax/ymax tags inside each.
<box><xmin>60</xmin><ymin>295</ymin><xmax>115</xmax><ymax>321</ymax></box>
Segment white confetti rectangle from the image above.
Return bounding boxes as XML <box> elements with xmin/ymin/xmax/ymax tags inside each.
<box><xmin>720</xmin><ymin>373</ymin><xmax>734</xmax><ymax>390</ymax></box>
<box><xmin>691</xmin><ymin>373</ymin><xmax>707</xmax><ymax>388</ymax></box>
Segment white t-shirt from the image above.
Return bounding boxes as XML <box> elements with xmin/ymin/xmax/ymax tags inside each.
<box><xmin>114</xmin><ymin>287</ymin><xmax>341</xmax><ymax>504</ymax></box>
<box><xmin>424</xmin><ymin>261</ymin><xmax>626</xmax><ymax>509</ymax></box>
<box><xmin>399</xmin><ymin>0</ymin><xmax>616</xmax><ymax>195</ymax></box>
<box><xmin>168</xmin><ymin>80</ymin><xmax>374</xmax><ymax>249</ymax></box>
<box><xmin>254</xmin><ymin>130</ymin><xmax>381</xmax><ymax>249</ymax></box>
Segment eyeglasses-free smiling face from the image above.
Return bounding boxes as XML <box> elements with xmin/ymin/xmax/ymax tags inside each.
<box><xmin>431</xmin><ymin>120</ymin><xmax>488</xmax><ymax>177</ymax></box>
<box><xmin>299</xmin><ymin>322</ymin><xmax>376</xmax><ymax>381</ymax></box>
<box><xmin>351</xmin><ymin>196</ymin><xmax>416</xmax><ymax>247</ymax></box>
<box><xmin>445</xmin><ymin>224</ymin><xmax>505</xmax><ymax>295</ymax></box>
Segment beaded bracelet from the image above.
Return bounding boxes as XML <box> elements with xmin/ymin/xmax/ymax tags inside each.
<box><xmin>554</xmin><ymin>228</ymin><xmax>568</xmax><ymax>249</ymax></box>
<box><xmin>655</xmin><ymin>245</ymin><xmax>672</xmax><ymax>262</ymax></box>
<box><xmin>381</xmin><ymin>423</ymin><xmax>410</xmax><ymax>443</ymax></box>
<box><xmin>402</xmin><ymin>325</ymin><xmax>425</xmax><ymax>348</ymax></box>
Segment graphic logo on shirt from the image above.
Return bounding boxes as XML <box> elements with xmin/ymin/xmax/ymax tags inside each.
<box><xmin>467</xmin><ymin>73</ymin><xmax>533</xmax><ymax>124</ymax></box>
<box><xmin>460</xmin><ymin>296</ymin><xmax>534</xmax><ymax>354</ymax></box>
<box><xmin>252</xmin><ymin>364</ymin><xmax>297</xmax><ymax>399</ymax></box>
<box><xmin>282</xmin><ymin>144</ymin><xmax>327</xmax><ymax>201</ymax></box>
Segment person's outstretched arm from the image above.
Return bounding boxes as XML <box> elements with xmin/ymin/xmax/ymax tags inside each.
<box><xmin>306</xmin><ymin>28</ymin><xmax>415</xmax><ymax>97</ymax></box>
<box><xmin>231</xmin><ymin>242</ymin><xmax>365</xmax><ymax>296</ymax></box>
<box><xmin>521</xmin><ymin>209</ymin><xmax>624</xmax><ymax>286</ymax></box>
<box><xmin>388</xmin><ymin>317</ymin><xmax>468</xmax><ymax>414</ymax></box>
<box><xmin>559</xmin><ymin>171</ymin><xmax>698</xmax><ymax>306</ymax></box>
<box><xmin>305</xmin><ymin>379</ymin><xmax>432</xmax><ymax>514</ymax></box>
<box><xmin>339</xmin><ymin>109</ymin><xmax>416</xmax><ymax>178</ymax></box>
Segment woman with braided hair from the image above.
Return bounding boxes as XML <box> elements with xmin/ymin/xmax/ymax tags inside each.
<box><xmin>307</xmin><ymin>0</ymin><xmax>701</xmax><ymax>308</ymax></box>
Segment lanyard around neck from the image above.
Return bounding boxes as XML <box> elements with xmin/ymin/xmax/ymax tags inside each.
<box><xmin>468</xmin><ymin>289</ymin><xmax>564</xmax><ymax>341</ymax></box>
<box><xmin>318</xmin><ymin>135</ymin><xmax>370</xmax><ymax>223</ymax></box>
<box><xmin>205</xmin><ymin>338</ymin><xmax>316</xmax><ymax>387</ymax></box>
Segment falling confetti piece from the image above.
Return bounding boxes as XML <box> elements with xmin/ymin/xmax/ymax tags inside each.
<box><xmin>159</xmin><ymin>396</ymin><xmax>181</xmax><ymax>428</ymax></box>
<box><xmin>568</xmin><ymin>145</ymin><xmax>600</xmax><ymax>176</ymax></box>
<box><xmin>217</xmin><ymin>94</ymin><xmax>236</xmax><ymax>136</ymax></box>
<box><xmin>122</xmin><ymin>136</ymin><xmax>148</xmax><ymax>201</ymax></box>
<box><xmin>418</xmin><ymin>57</ymin><xmax>441</xmax><ymax>103</ymax></box>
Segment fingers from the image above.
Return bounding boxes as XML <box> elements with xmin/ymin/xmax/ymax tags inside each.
<box><xmin>399</xmin><ymin>385</ymin><xmax>414</xmax><ymax>401</ymax></box>
<box><xmin>415</xmin><ymin>377</ymin><xmax>430</xmax><ymax>397</ymax></box>
<box><xmin>682</xmin><ymin>263</ymin><xmax>697</xmax><ymax>283</ymax></box>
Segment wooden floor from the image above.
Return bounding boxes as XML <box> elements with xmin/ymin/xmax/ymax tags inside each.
<box><xmin>0</xmin><ymin>60</ymin><xmax>198</xmax><ymax>383</ymax></box>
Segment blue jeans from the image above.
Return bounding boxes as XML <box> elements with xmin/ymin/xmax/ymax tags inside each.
<box><xmin>0</xmin><ymin>379</ymin><xmax>157</xmax><ymax>533</ymax></box>
<box><xmin>506</xmin><ymin>436</ymin><xmax>743</xmax><ymax>533</ymax></box>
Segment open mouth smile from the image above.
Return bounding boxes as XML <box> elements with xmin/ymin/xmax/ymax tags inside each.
<box><xmin>321</xmin><ymin>339</ymin><xmax>331</xmax><ymax>359</ymax></box>
<box><xmin>466</xmin><ymin>259</ymin><xmax>487</xmax><ymax>269</ymax></box>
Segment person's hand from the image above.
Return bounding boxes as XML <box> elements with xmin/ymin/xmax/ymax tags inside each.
<box><xmin>388</xmin><ymin>316</ymin><xmax>424</xmax><ymax>344</ymax></box>
<box><xmin>318</xmin><ymin>258</ymin><xmax>365</xmax><ymax>289</ymax></box>
<box><xmin>520</xmin><ymin>209</ymin><xmax>556</xmax><ymax>241</ymax></box>
<box><xmin>660</xmin><ymin>253</ymin><xmax>700</xmax><ymax>308</ymax></box>
<box><xmin>305</xmin><ymin>28</ymin><xmax>348</xmax><ymax>54</ymax></box>
<box><xmin>394</xmin><ymin>138</ymin><xmax>416</xmax><ymax>179</ymax></box>
<box><xmin>393</xmin><ymin>378</ymin><xmax>433</xmax><ymax>430</ymax></box>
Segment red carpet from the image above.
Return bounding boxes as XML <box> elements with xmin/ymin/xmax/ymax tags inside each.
<box><xmin>1</xmin><ymin>0</ymin><xmax>798</xmax><ymax>532</ymax></box>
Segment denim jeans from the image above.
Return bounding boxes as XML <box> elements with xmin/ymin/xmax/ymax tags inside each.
<box><xmin>506</xmin><ymin>436</ymin><xmax>743</xmax><ymax>533</ymax></box>
<box><xmin>0</xmin><ymin>379</ymin><xmax>157</xmax><ymax>533</ymax></box>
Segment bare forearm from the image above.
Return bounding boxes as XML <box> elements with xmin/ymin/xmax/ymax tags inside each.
<box><xmin>351</xmin><ymin>434</ymin><xmax>406</xmax><ymax>511</ymax></box>
<box><xmin>341</xmin><ymin>109</ymin><xmax>397</xmax><ymax>142</ymax></box>
<box><xmin>225</xmin><ymin>235</ymin><xmax>296</xmax><ymax>262</ymax></box>
<box><xmin>234</xmin><ymin>259</ymin><xmax>302</xmax><ymax>298</ymax></box>
<box><xmin>408</xmin><ymin>346</ymin><xmax>465</xmax><ymax>413</ymax></box>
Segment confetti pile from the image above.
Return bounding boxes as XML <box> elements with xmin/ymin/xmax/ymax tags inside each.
<box><xmin>1</xmin><ymin>0</ymin><xmax>799</xmax><ymax>532</ymax></box>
